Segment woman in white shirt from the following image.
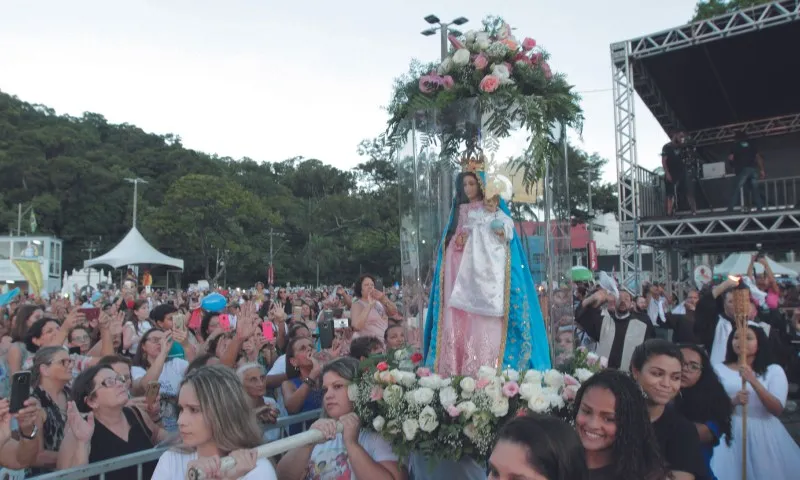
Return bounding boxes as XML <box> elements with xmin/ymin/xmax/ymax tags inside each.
<box><xmin>277</xmin><ymin>356</ymin><xmax>404</xmax><ymax>480</ymax></box>
<box><xmin>152</xmin><ymin>364</ymin><xmax>277</xmax><ymax>479</ymax></box>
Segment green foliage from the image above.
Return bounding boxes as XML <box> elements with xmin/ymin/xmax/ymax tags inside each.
<box><xmin>0</xmin><ymin>89</ymin><xmax>401</xmax><ymax>287</ymax></box>
<box><xmin>691</xmin><ymin>0</ymin><xmax>774</xmax><ymax>21</ymax></box>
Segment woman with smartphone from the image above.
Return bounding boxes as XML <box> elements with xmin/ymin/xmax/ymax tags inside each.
<box><xmin>350</xmin><ymin>275</ymin><xmax>398</xmax><ymax>341</ymax></box>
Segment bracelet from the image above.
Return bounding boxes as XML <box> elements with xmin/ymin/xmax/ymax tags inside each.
<box><xmin>302</xmin><ymin>377</ymin><xmax>316</xmax><ymax>388</ymax></box>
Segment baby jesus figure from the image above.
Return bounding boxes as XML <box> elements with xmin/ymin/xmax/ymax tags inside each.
<box><xmin>449</xmin><ymin>194</ymin><xmax>515</xmax><ymax>317</ymax></box>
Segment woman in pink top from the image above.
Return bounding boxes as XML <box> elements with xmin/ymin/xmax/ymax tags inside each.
<box><xmin>749</xmin><ymin>256</ymin><xmax>780</xmax><ymax>310</ymax></box>
<box><xmin>350</xmin><ymin>275</ymin><xmax>398</xmax><ymax>341</ymax></box>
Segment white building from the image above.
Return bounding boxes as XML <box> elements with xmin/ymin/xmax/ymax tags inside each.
<box><xmin>0</xmin><ymin>236</ymin><xmax>63</xmax><ymax>294</ymax></box>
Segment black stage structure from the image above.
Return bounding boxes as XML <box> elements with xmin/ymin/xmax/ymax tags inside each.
<box><xmin>611</xmin><ymin>1</ymin><xmax>800</xmax><ymax>295</ymax></box>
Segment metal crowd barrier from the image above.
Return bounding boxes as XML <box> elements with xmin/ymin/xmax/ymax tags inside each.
<box><xmin>15</xmin><ymin>409</ymin><xmax>322</xmax><ymax>480</ymax></box>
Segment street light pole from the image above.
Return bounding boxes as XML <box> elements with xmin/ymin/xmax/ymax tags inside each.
<box><xmin>421</xmin><ymin>14</ymin><xmax>469</xmax><ymax>62</ymax></box>
<box><xmin>124</xmin><ymin>178</ymin><xmax>148</xmax><ymax>228</ymax></box>
<box><xmin>267</xmin><ymin>228</ymin><xmax>285</xmax><ymax>286</ymax></box>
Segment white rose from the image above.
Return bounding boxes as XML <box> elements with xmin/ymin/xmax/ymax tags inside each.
<box><xmin>457</xmin><ymin>401</ymin><xmax>477</xmax><ymax>419</ymax></box>
<box><xmin>522</xmin><ymin>370</ymin><xmax>542</xmax><ymax>385</ymax></box>
<box><xmin>439</xmin><ymin>386</ymin><xmax>458</xmax><ymax>407</ymax></box>
<box><xmin>548</xmin><ymin>393</ymin><xmax>565</xmax><ymax>410</ymax></box>
<box><xmin>402</xmin><ymin>419</ymin><xmax>419</xmax><ymax>441</ymax></box>
<box><xmin>460</xmin><ymin>377</ymin><xmax>476</xmax><ymax>394</ymax></box>
<box><xmin>418</xmin><ymin>406</ymin><xmax>439</xmax><ymax>433</ymax></box>
<box><xmin>437</xmin><ymin>376</ymin><xmax>452</xmax><ymax>388</ymax></box>
<box><xmin>490</xmin><ymin>397</ymin><xmax>509</xmax><ymax>417</ymax></box>
<box><xmin>413</xmin><ymin>387</ymin><xmax>435</xmax><ymax>406</ymax></box>
<box><xmin>437</xmin><ymin>57</ymin><xmax>453</xmax><ymax>75</ymax></box>
<box><xmin>477</xmin><ymin>366</ymin><xmax>497</xmax><ymax>379</ymax></box>
<box><xmin>383</xmin><ymin>385</ymin><xmax>404</xmax><ymax>405</ymax></box>
<box><xmin>518</xmin><ymin>383</ymin><xmax>542</xmax><ymax>401</ymax></box>
<box><xmin>544</xmin><ymin>369</ymin><xmax>565</xmax><ymax>389</ymax></box>
<box><xmin>541</xmin><ymin>387</ymin><xmax>558</xmax><ymax>397</ymax></box>
<box><xmin>574</xmin><ymin>368</ymin><xmax>594</xmax><ymax>383</ymax></box>
<box><xmin>503</xmin><ymin>368</ymin><xmax>520</xmax><ymax>382</ymax></box>
<box><xmin>372</xmin><ymin>416</ymin><xmax>386</xmax><ymax>432</ymax></box>
<box><xmin>379</xmin><ymin>371</ymin><xmax>394</xmax><ymax>384</ymax></box>
<box><xmin>528</xmin><ymin>394</ymin><xmax>550</xmax><ymax>413</ymax></box>
<box><xmin>485</xmin><ymin>384</ymin><xmax>503</xmax><ymax>402</ymax></box>
<box><xmin>399</xmin><ymin>372</ymin><xmax>417</xmax><ymax>388</ymax></box>
<box><xmin>491</xmin><ymin>64</ymin><xmax>511</xmax><ymax>80</ymax></box>
<box><xmin>452</xmin><ymin>48</ymin><xmax>471</xmax><ymax>66</ymax></box>
<box><xmin>475</xmin><ymin>32</ymin><xmax>490</xmax><ymax>51</ymax></box>
<box><xmin>418</xmin><ymin>374</ymin><xmax>443</xmax><ymax>390</ymax></box>
<box><xmin>465</xmin><ymin>30</ymin><xmax>477</xmax><ymax>43</ymax></box>
<box><xmin>347</xmin><ymin>384</ymin><xmax>359</xmax><ymax>402</ymax></box>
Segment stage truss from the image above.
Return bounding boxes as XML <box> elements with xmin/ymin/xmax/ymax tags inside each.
<box><xmin>611</xmin><ymin>1</ymin><xmax>800</xmax><ymax>293</ymax></box>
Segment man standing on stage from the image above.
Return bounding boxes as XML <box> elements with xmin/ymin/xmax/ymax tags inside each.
<box><xmin>726</xmin><ymin>130</ymin><xmax>765</xmax><ymax>212</ymax></box>
<box><xmin>662</xmin><ymin>130</ymin><xmax>697</xmax><ymax>216</ymax></box>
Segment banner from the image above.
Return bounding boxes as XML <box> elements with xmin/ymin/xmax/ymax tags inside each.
<box><xmin>587</xmin><ymin>240</ymin><xmax>598</xmax><ymax>271</ymax></box>
<box><xmin>13</xmin><ymin>259</ymin><xmax>44</xmax><ymax>295</ymax></box>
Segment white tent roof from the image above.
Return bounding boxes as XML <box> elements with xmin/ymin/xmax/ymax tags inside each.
<box><xmin>84</xmin><ymin>227</ymin><xmax>184</xmax><ymax>270</ymax></box>
<box><xmin>714</xmin><ymin>252</ymin><xmax>797</xmax><ymax>277</ymax></box>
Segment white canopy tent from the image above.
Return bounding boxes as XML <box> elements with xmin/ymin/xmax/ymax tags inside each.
<box><xmin>84</xmin><ymin>227</ymin><xmax>184</xmax><ymax>270</ymax></box>
<box><xmin>714</xmin><ymin>252</ymin><xmax>798</xmax><ymax>277</ymax></box>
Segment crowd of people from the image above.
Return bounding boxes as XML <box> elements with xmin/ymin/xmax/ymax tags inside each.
<box><xmin>0</xmin><ymin>258</ymin><xmax>799</xmax><ymax>479</ymax></box>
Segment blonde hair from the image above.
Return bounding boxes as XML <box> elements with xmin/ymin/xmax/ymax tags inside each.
<box><xmin>178</xmin><ymin>365</ymin><xmax>262</xmax><ymax>453</ymax></box>
<box><xmin>31</xmin><ymin>346</ymin><xmax>68</xmax><ymax>387</ymax></box>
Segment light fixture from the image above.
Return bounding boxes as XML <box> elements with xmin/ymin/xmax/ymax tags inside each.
<box><xmin>421</xmin><ymin>28</ymin><xmax>437</xmax><ymax>36</ymax></box>
<box><xmin>424</xmin><ymin>14</ymin><xmax>440</xmax><ymax>24</ymax></box>
<box><xmin>452</xmin><ymin>16</ymin><xmax>468</xmax><ymax>25</ymax></box>
<box><xmin>32</xmin><ymin>240</ymin><xmax>42</xmax><ymax>245</ymax></box>
<box><xmin>6</xmin><ymin>280</ymin><xmax>14</xmax><ymax>284</ymax></box>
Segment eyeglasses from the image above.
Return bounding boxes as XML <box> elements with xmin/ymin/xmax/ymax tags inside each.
<box><xmin>89</xmin><ymin>375</ymin><xmax>127</xmax><ymax>396</ymax></box>
<box><xmin>682</xmin><ymin>362</ymin><xmax>702</xmax><ymax>373</ymax></box>
<box><xmin>71</xmin><ymin>335</ymin><xmax>90</xmax><ymax>343</ymax></box>
<box><xmin>50</xmin><ymin>358</ymin><xmax>74</xmax><ymax>368</ymax></box>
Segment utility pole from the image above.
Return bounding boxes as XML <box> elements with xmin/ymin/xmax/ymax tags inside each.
<box><xmin>82</xmin><ymin>238</ymin><xmax>101</xmax><ymax>287</ymax></box>
<box><xmin>267</xmin><ymin>228</ymin><xmax>285</xmax><ymax>286</ymax></box>
<box><xmin>124</xmin><ymin>178</ymin><xmax>148</xmax><ymax>228</ymax></box>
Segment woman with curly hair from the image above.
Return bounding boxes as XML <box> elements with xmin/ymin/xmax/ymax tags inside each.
<box><xmin>573</xmin><ymin>370</ymin><xmax>667</xmax><ymax>480</ymax></box>
<box><xmin>674</xmin><ymin>344</ymin><xmax>732</xmax><ymax>480</ymax></box>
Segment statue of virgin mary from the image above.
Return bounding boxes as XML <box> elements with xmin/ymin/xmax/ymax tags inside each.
<box><xmin>422</xmin><ymin>154</ymin><xmax>551</xmax><ymax>376</ymax></box>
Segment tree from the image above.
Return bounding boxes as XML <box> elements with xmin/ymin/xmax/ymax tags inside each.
<box><xmin>692</xmin><ymin>0</ymin><xmax>773</xmax><ymax>21</ymax></box>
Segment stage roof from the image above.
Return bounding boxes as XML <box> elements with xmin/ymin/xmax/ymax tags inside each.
<box><xmin>624</xmin><ymin>1</ymin><xmax>800</xmax><ymax>138</ymax></box>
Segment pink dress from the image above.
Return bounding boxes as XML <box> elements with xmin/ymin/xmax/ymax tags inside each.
<box><xmin>437</xmin><ymin>201</ymin><xmax>504</xmax><ymax>377</ymax></box>
<box><xmin>351</xmin><ymin>300</ymin><xmax>388</xmax><ymax>341</ymax></box>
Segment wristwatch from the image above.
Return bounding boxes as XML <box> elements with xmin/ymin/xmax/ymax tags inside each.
<box><xmin>19</xmin><ymin>424</ymin><xmax>38</xmax><ymax>440</ymax></box>
<box><xmin>302</xmin><ymin>377</ymin><xmax>316</xmax><ymax>387</ymax></box>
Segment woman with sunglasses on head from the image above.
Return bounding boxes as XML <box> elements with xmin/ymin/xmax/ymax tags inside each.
<box><xmin>674</xmin><ymin>344</ymin><xmax>732</xmax><ymax>480</ymax></box>
<box><xmin>152</xmin><ymin>365</ymin><xmax>277</xmax><ymax>479</ymax></box>
<box><xmin>56</xmin><ymin>364</ymin><xmax>168</xmax><ymax>479</ymax></box>
<box><xmin>710</xmin><ymin>324</ymin><xmax>800</xmax><ymax>479</ymax></box>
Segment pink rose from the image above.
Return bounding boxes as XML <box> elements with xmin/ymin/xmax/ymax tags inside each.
<box><xmin>522</xmin><ymin>38</ymin><xmax>536</xmax><ymax>51</ymax></box>
<box><xmin>562</xmin><ymin>385</ymin><xmax>579</xmax><ymax>402</ymax></box>
<box><xmin>446</xmin><ymin>405</ymin><xmax>461</xmax><ymax>418</ymax></box>
<box><xmin>370</xmin><ymin>386</ymin><xmax>383</xmax><ymax>401</ymax></box>
<box><xmin>502</xmin><ymin>381</ymin><xmax>520</xmax><ymax>398</ymax></box>
<box><xmin>442</xmin><ymin>75</ymin><xmax>454</xmax><ymax>90</ymax></box>
<box><xmin>479</xmin><ymin>74</ymin><xmax>500</xmax><ymax>93</ymax></box>
<box><xmin>474</xmin><ymin>54</ymin><xmax>488</xmax><ymax>70</ymax></box>
<box><xmin>600</xmin><ymin>356</ymin><xmax>609</xmax><ymax>369</ymax></box>
<box><xmin>513</xmin><ymin>53</ymin><xmax>531</xmax><ymax>65</ymax></box>
<box><xmin>541</xmin><ymin>62</ymin><xmax>552</xmax><ymax>80</ymax></box>
<box><xmin>476</xmin><ymin>377</ymin><xmax>491</xmax><ymax>390</ymax></box>
<box><xmin>416</xmin><ymin>367</ymin><xmax>432</xmax><ymax>377</ymax></box>
<box><xmin>563</xmin><ymin>374</ymin><xmax>579</xmax><ymax>387</ymax></box>
<box><xmin>531</xmin><ymin>52</ymin><xmax>543</xmax><ymax>65</ymax></box>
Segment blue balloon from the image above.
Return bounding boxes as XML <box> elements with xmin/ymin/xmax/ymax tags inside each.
<box><xmin>201</xmin><ymin>293</ymin><xmax>227</xmax><ymax>313</ymax></box>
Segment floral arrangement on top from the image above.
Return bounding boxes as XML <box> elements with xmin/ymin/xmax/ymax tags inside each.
<box><xmin>349</xmin><ymin>346</ymin><xmax>606</xmax><ymax>464</ymax></box>
<box><xmin>386</xmin><ymin>16</ymin><xmax>583</xmax><ymax>185</ymax></box>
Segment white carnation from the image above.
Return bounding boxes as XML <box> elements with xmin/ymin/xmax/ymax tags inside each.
<box><xmin>383</xmin><ymin>385</ymin><xmax>404</xmax><ymax>405</ymax></box>
<box><xmin>543</xmin><ymin>369</ymin><xmax>565</xmax><ymax>389</ymax></box>
<box><xmin>372</xmin><ymin>416</ymin><xmax>386</xmax><ymax>432</ymax></box>
<box><xmin>490</xmin><ymin>397</ymin><xmax>509</xmax><ymax>417</ymax></box>
<box><xmin>452</xmin><ymin>48</ymin><xmax>471</xmax><ymax>66</ymax></box>
<box><xmin>398</xmin><ymin>372</ymin><xmax>417</xmax><ymax>388</ymax></box>
<box><xmin>475</xmin><ymin>32</ymin><xmax>490</xmax><ymax>51</ymax></box>
<box><xmin>418</xmin><ymin>406</ymin><xmax>439</xmax><ymax>433</ymax></box>
<box><xmin>518</xmin><ymin>383</ymin><xmax>542</xmax><ymax>401</ymax></box>
<box><xmin>477</xmin><ymin>366</ymin><xmax>497</xmax><ymax>379</ymax></box>
<box><xmin>413</xmin><ymin>387</ymin><xmax>435</xmax><ymax>406</ymax></box>
<box><xmin>347</xmin><ymin>384</ymin><xmax>359</xmax><ymax>401</ymax></box>
<box><xmin>574</xmin><ymin>368</ymin><xmax>594</xmax><ymax>383</ymax></box>
<box><xmin>402</xmin><ymin>418</ymin><xmax>419</xmax><ymax>441</ymax></box>
<box><xmin>460</xmin><ymin>377</ymin><xmax>476</xmax><ymax>394</ymax></box>
<box><xmin>457</xmin><ymin>401</ymin><xmax>477</xmax><ymax>419</ymax></box>
<box><xmin>503</xmin><ymin>368</ymin><xmax>520</xmax><ymax>382</ymax></box>
<box><xmin>418</xmin><ymin>374</ymin><xmax>444</xmax><ymax>390</ymax></box>
<box><xmin>485</xmin><ymin>384</ymin><xmax>503</xmax><ymax>402</ymax></box>
<box><xmin>439</xmin><ymin>386</ymin><xmax>458</xmax><ymax>407</ymax></box>
<box><xmin>528</xmin><ymin>394</ymin><xmax>550</xmax><ymax>413</ymax></box>
<box><xmin>522</xmin><ymin>370</ymin><xmax>543</xmax><ymax>385</ymax></box>
<box><xmin>491</xmin><ymin>63</ymin><xmax>511</xmax><ymax>80</ymax></box>
<box><xmin>541</xmin><ymin>387</ymin><xmax>558</xmax><ymax>397</ymax></box>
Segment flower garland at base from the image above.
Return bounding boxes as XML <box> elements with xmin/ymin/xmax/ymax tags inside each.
<box><xmin>350</xmin><ymin>348</ymin><xmax>605</xmax><ymax>464</ymax></box>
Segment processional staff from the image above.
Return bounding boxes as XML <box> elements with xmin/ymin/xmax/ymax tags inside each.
<box><xmin>730</xmin><ymin>277</ymin><xmax>750</xmax><ymax>480</ymax></box>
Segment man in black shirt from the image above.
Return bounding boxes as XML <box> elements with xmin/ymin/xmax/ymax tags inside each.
<box><xmin>726</xmin><ymin>130</ymin><xmax>765</xmax><ymax>211</ymax></box>
<box><xmin>661</xmin><ymin>131</ymin><xmax>697</xmax><ymax>216</ymax></box>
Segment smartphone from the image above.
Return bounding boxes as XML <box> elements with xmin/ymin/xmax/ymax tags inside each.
<box><xmin>375</xmin><ymin>279</ymin><xmax>384</xmax><ymax>292</ymax></box>
<box><xmin>10</xmin><ymin>371</ymin><xmax>31</xmax><ymax>414</ymax></box>
<box><xmin>79</xmin><ymin>307</ymin><xmax>100</xmax><ymax>323</ymax></box>
<box><xmin>292</xmin><ymin>306</ymin><xmax>302</xmax><ymax>322</ymax></box>
<box><xmin>333</xmin><ymin>318</ymin><xmax>349</xmax><ymax>329</ymax></box>
<box><xmin>262</xmin><ymin>321</ymin><xmax>275</xmax><ymax>341</ymax></box>
<box><xmin>68</xmin><ymin>346</ymin><xmax>81</xmax><ymax>355</ymax></box>
<box><xmin>323</xmin><ymin>309</ymin><xmax>333</xmax><ymax>322</ymax></box>
<box><xmin>172</xmin><ymin>313</ymin><xmax>186</xmax><ymax>332</ymax></box>
<box><xmin>145</xmin><ymin>381</ymin><xmax>160</xmax><ymax>404</ymax></box>
<box><xmin>319</xmin><ymin>318</ymin><xmax>334</xmax><ymax>350</ymax></box>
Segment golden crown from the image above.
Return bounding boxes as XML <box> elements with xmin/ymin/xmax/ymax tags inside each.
<box><xmin>461</xmin><ymin>153</ymin><xmax>486</xmax><ymax>173</ymax></box>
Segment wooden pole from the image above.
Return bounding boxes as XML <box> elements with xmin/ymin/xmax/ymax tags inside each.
<box><xmin>732</xmin><ymin>283</ymin><xmax>750</xmax><ymax>480</ymax></box>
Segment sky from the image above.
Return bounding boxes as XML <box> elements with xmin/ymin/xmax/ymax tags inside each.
<box><xmin>0</xmin><ymin>0</ymin><xmax>699</xmax><ymax>182</ymax></box>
